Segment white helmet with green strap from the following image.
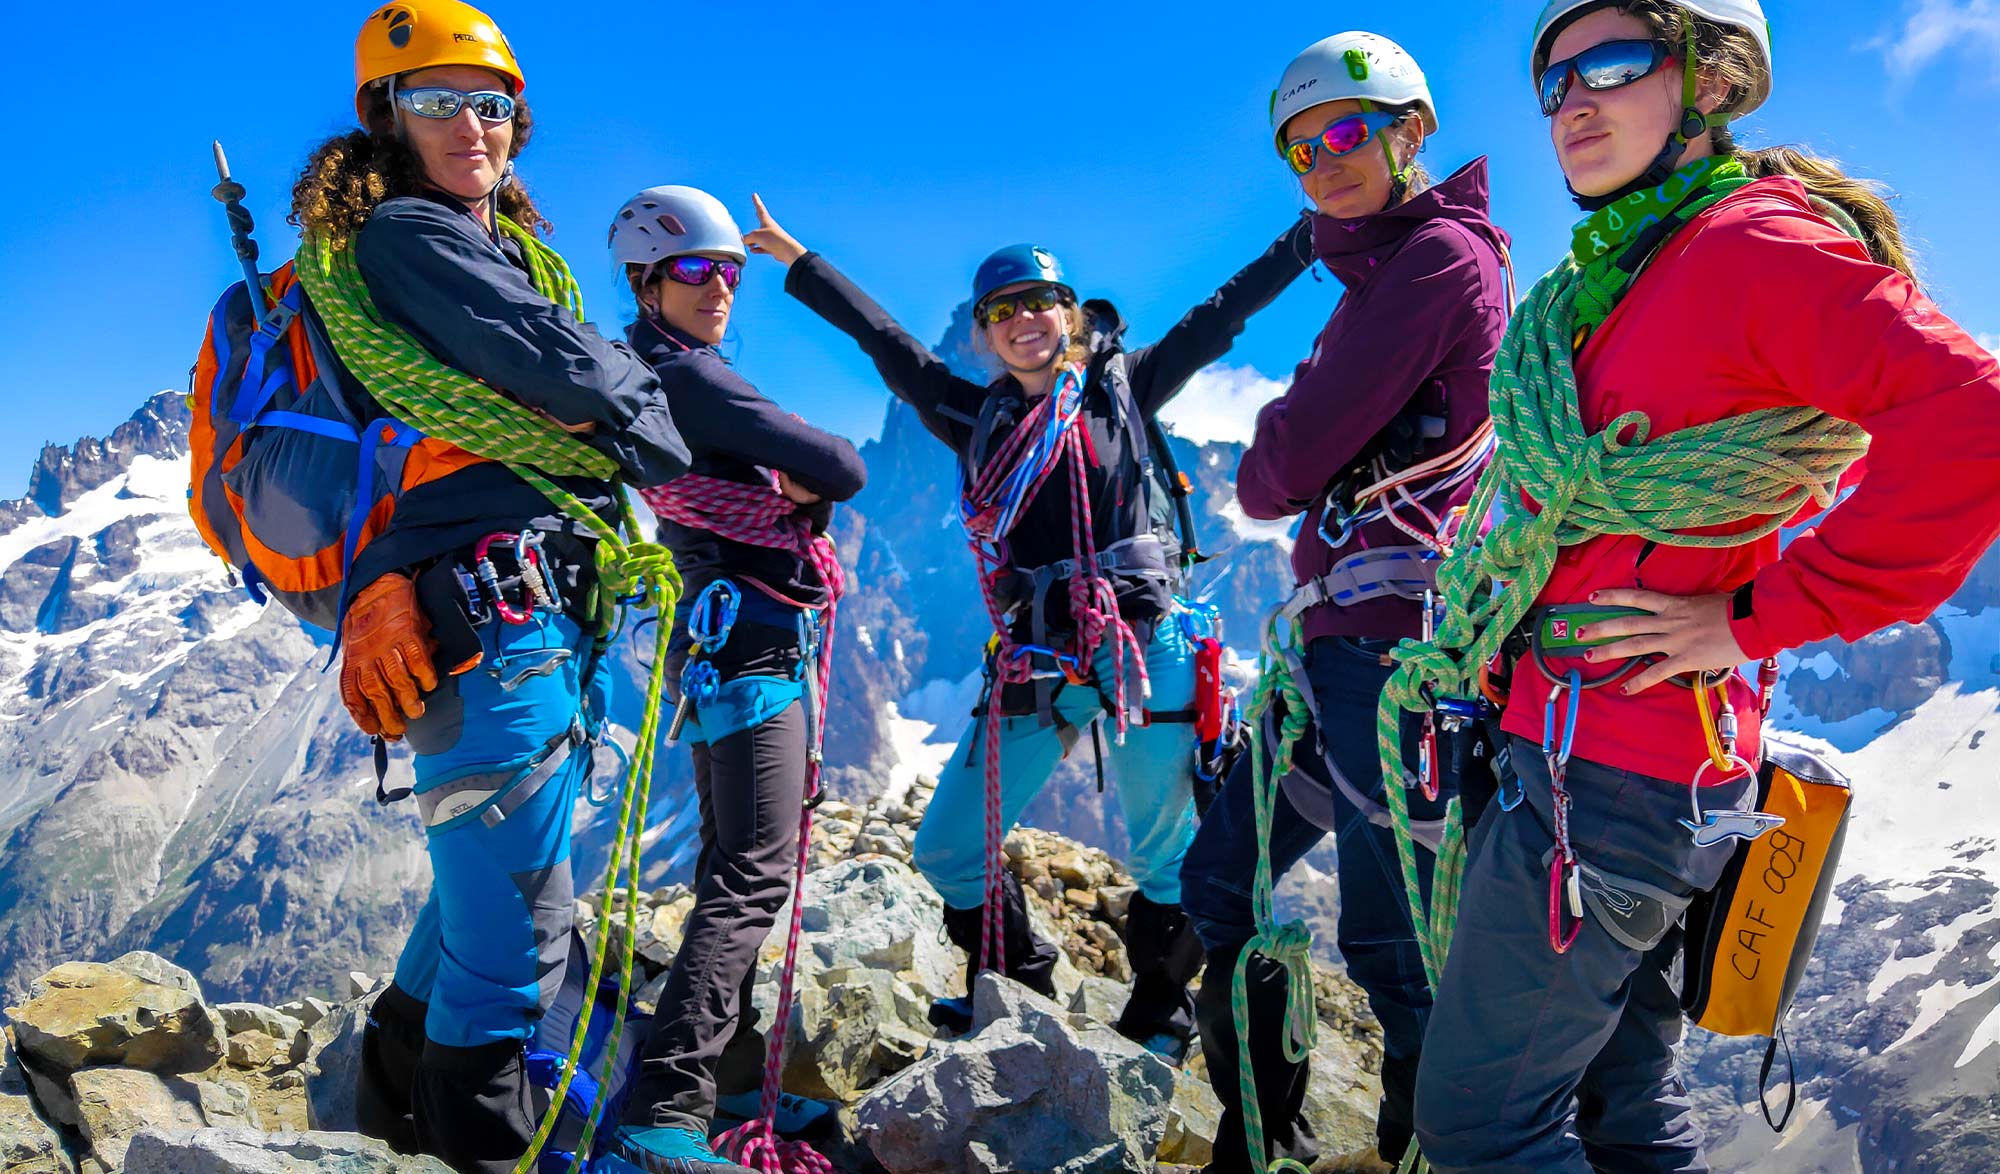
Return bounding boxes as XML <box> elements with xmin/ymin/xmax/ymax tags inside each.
<box><xmin>1269</xmin><ymin>31</ymin><xmax>1438</xmax><ymax>155</ymax></box>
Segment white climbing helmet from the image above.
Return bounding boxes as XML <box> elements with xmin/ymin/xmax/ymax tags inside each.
<box><xmin>607</xmin><ymin>185</ymin><xmax>746</xmax><ymax>266</ymax></box>
<box><xmin>1269</xmin><ymin>31</ymin><xmax>1438</xmax><ymax>155</ymax></box>
<box><xmin>1530</xmin><ymin>0</ymin><xmax>1772</xmax><ymax>117</ymax></box>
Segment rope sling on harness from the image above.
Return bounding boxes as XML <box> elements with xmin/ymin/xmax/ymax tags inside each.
<box><xmin>293</xmin><ymin>221</ymin><xmax>684</xmax><ymax>1174</ymax></box>
<box><xmin>960</xmin><ymin>363</ymin><xmax>1149</xmax><ymax>976</ymax></box>
<box><xmin>637</xmin><ymin>472</ymin><xmax>843</xmax><ymax>1174</ymax></box>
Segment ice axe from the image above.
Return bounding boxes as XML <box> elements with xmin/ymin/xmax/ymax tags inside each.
<box><xmin>210</xmin><ymin>141</ymin><xmax>266</xmax><ymax>325</ymax></box>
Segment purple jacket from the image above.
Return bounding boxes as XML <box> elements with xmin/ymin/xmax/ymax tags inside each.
<box><xmin>1237</xmin><ymin>158</ymin><xmax>1512</xmax><ymax>643</ymax></box>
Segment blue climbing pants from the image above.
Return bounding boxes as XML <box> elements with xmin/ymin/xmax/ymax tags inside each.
<box><xmin>358</xmin><ymin>610</ymin><xmax>607</xmax><ymax>1174</ymax></box>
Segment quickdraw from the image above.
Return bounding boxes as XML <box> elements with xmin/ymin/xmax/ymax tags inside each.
<box><xmin>1543</xmin><ymin>670</ymin><xmax>1586</xmax><ymax>954</ymax></box>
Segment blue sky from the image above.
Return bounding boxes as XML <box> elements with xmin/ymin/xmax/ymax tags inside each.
<box><xmin>3</xmin><ymin>0</ymin><xmax>1997</xmax><ymax>497</ymax></box>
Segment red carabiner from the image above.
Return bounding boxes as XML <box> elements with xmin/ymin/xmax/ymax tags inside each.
<box><xmin>1549</xmin><ymin>855</ymin><xmax>1583</xmax><ymax>954</ymax></box>
<box><xmin>1418</xmin><ymin>713</ymin><xmax>1441</xmax><ymax>802</ymax></box>
<box><xmin>474</xmin><ymin>532</ymin><xmax>535</xmax><ymax>624</ymax></box>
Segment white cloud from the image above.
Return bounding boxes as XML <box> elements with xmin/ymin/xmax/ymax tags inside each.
<box><xmin>1977</xmin><ymin>332</ymin><xmax>1999</xmax><ymax>356</ymax></box>
<box><xmin>1883</xmin><ymin>1</ymin><xmax>2000</xmax><ymax>76</ymax></box>
<box><xmin>1157</xmin><ymin>362</ymin><xmax>1286</xmax><ymax>447</ymax></box>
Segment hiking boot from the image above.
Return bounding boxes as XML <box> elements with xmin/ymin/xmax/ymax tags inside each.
<box><xmin>1115</xmin><ymin>893</ymin><xmax>1203</xmax><ymax>1061</ymax></box>
<box><xmin>939</xmin><ymin>871</ymin><xmax>1060</xmax><ymax>1000</ymax></box>
<box><xmin>602</xmin><ymin>1125</ymin><xmax>757</xmax><ymax>1174</ymax></box>
<box><xmin>1196</xmin><ymin>943</ymin><xmax>1319</xmax><ymax>1174</ymax></box>
<box><xmin>712</xmin><ymin>1090</ymin><xmax>836</xmax><ymax>1140</ymax></box>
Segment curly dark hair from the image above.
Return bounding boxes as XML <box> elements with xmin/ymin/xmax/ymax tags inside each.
<box><xmin>288</xmin><ymin>79</ymin><xmax>551</xmax><ymax>249</ymax></box>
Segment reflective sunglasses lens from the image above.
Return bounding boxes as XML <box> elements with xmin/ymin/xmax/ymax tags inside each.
<box><xmin>1021</xmin><ymin>286</ymin><xmax>1061</xmax><ymax>313</ymax></box>
<box><xmin>1319</xmin><ymin>115</ymin><xmax>1374</xmax><ymax>157</ymax></box>
<box><xmin>402</xmin><ymin>88</ymin><xmax>464</xmax><ymax>119</ymax></box>
<box><xmin>1578</xmin><ymin>41</ymin><xmax>1663</xmax><ymax>91</ymax></box>
<box><xmin>667</xmin><ymin>257</ymin><xmax>713</xmax><ymax>285</ymax></box>
<box><xmin>1538</xmin><ymin>67</ymin><xmax>1571</xmax><ymax>116</ymax></box>
<box><xmin>981</xmin><ymin>298</ymin><xmax>1018</xmax><ymax>325</ymax></box>
<box><xmin>715</xmin><ymin>261</ymin><xmax>743</xmax><ymax>289</ymax></box>
<box><xmin>466</xmin><ymin>91</ymin><xmax>515</xmax><ymax>122</ymax></box>
<box><xmin>1284</xmin><ymin>140</ymin><xmax>1316</xmax><ymax>175</ymax></box>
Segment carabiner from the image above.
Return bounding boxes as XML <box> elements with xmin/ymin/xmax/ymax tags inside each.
<box><xmin>1549</xmin><ymin>854</ymin><xmax>1583</xmax><ymax>954</ymax></box>
<box><xmin>474</xmin><ymin>532</ymin><xmax>535</xmax><ymax>624</ymax></box>
<box><xmin>687</xmin><ymin>579</ymin><xmax>742</xmax><ymax>655</ymax></box>
<box><xmin>1678</xmin><ymin>753</ymin><xmax>1774</xmax><ymax>846</ymax></box>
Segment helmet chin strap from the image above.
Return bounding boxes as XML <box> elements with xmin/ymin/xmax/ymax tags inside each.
<box><xmin>1569</xmin><ymin>22</ymin><xmax>1732</xmax><ymax>212</ymax></box>
<box><xmin>1361</xmin><ymin>99</ymin><xmax>1413</xmax><ymax>212</ymax></box>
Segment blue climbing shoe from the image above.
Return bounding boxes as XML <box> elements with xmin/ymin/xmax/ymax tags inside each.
<box><xmin>601</xmin><ymin>1125</ymin><xmax>757</xmax><ymax>1174</ymax></box>
<box><xmin>713</xmin><ymin>1090</ymin><xmax>836</xmax><ymax>1140</ymax></box>
<box><xmin>1133</xmin><ymin>1029</ymin><xmax>1192</xmax><ymax>1065</ymax></box>
<box><xmin>928</xmin><ymin>995</ymin><xmax>975</xmax><ymax>1035</ymax></box>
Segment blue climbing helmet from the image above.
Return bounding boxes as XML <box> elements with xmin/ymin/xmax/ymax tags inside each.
<box><xmin>971</xmin><ymin>244</ymin><xmax>1073</xmax><ymax>315</ymax></box>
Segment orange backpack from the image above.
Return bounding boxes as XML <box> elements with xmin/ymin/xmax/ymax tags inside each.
<box><xmin>188</xmin><ymin>263</ymin><xmax>481</xmax><ymax>632</ymax></box>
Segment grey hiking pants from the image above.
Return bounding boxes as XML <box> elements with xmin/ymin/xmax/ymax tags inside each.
<box><xmin>1413</xmin><ymin>734</ymin><xmax>1751</xmax><ymax>1173</ymax></box>
<box><xmin>625</xmin><ymin>698</ymin><xmax>807</xmax><ymax>1133</ymax></box>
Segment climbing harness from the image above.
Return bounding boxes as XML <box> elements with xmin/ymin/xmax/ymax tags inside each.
<box><xmin>291</xmin><ymin>221</ymin><xmax>683</xmax><ymax>1174</ymax></box>
<box><xmin>958</xmin><ymin>363</ymin><xmax>1150</xmax><ymax>978</ymax></box>
<box><xmin>637</xmin><ymin>471</ymin><xmax>844</xmax><ymax>1174</ymax></box>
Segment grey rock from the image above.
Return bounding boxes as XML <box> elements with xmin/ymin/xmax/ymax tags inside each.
<box><xmin>122</xmin><ymin>1127</ymin><xmax>453</xmax><ymax>1173</ymax></box>
<box><xmin>0</xmin><ymin>1028</ymin><xmax>75</xmax><ymax>1174</ymax></box>
<box><xmin>215</xmin><ymin>1005</ymin><xmax>302</xmax><ymax>1043</ymax></box>
<box><xmin>7</xmin><ymin>956</ymin><xmax>226</xmax><ymax>1076</ymax></box>
<box><xmin>856</xmin><ymin>972</ymin><xmax>1175</xmax><ymax>1173</ymax></box>
<box><xmin>1158</xmin><ymin>1066</ymin><xmax>1222</xmax><ymax>1167</ymax></box>
<box><xmin>225</xmin><ymin>1032</ymin><xmax>283</xmax><ymax>1070</ymax></box>
<box><xmin>302</xmin><ymin>998</ymin><xmax>370</xmax><ymax>1133</ymax></box>
<box><xmin>22</xmin><ymin>1062</ymin><xmax>79</xmax><ymax>1128</ymax></box>
<box><xmin>1066</xmin><ymin>976</ymin><xmax>1129</xmax><ymax>1028</ymax></box>
<box><xmin>70</xmin><ymin>1068</ymin><xmax>207</xmax><ymax>1169</ymax></box>
<box><xmin>780</xmin><ymin>967</ymin><xmax>935</xmax><ymax>1101</ymax></box>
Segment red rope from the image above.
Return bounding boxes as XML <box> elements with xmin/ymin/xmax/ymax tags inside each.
<box><xmin>959</xmin><ymin>369</ymin><xmax>1148</xmax><ymax>977</ymax></box>
<box><xmin>638</xmin><ymin>473</ymin><xmax>842</xmax><ymax>1174</ymax></box>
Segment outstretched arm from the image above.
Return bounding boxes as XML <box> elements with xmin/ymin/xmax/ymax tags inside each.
<box><xmin>1126</xmin><ymin>214</ymin><xmax>1314</xmax><ymax>415</ymax></box>
<box><xmin>747</xmin><ymin>195</ymin><xmax>986</xmax><ymax>448</ymax></box>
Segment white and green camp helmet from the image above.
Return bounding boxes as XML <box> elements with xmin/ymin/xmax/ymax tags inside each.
<box><xmin>1530</xmin><ymin>0</ymin><xmax>1773</xmax><ymax>117</ymax></box>
<box><xmin>1269</xmin><ymin>31</ymin><xmax>1438</xmax><ymax>156</ymax></box>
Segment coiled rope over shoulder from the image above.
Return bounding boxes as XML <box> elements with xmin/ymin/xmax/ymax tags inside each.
<box><xmin>294</xmin><ymin>219</ymin><xmax>683</xmax><ymax>1174</ymax></box>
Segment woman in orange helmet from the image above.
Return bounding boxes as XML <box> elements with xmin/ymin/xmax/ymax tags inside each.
<box><xmin>294</xmin><ymin>4</ymin><xmax>691</xmax><ymax>1172</ymax></box>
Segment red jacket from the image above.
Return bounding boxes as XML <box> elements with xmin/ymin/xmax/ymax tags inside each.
<box><xmin>1500</xmin><ymin>176</ymin><xmax>2000</xmax><ymax>784</ymax></box>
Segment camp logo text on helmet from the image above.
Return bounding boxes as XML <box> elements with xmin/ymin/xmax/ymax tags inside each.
<box><xmin>353</xmin><ymin>0</ymin><xmax>525</xmax><ymax>119</ymax></box>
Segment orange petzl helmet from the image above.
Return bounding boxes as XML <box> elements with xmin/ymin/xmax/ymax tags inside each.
<box><xmin>353</xmin><ymin>0</ymin><xmax>525</xmax><ymax>120</ymax></box>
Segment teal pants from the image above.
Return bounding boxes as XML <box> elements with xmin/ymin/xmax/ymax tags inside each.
<box><xmin>914</xmin><ymin>620</ymin><xmax>1199</xmax><ymax>908</ymax></box>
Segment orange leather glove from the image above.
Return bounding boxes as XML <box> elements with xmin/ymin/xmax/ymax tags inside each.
<box><xmin>339</xmin><ymin>572</ymin><xmax>440</xmax><ymax>740</ymax></box>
